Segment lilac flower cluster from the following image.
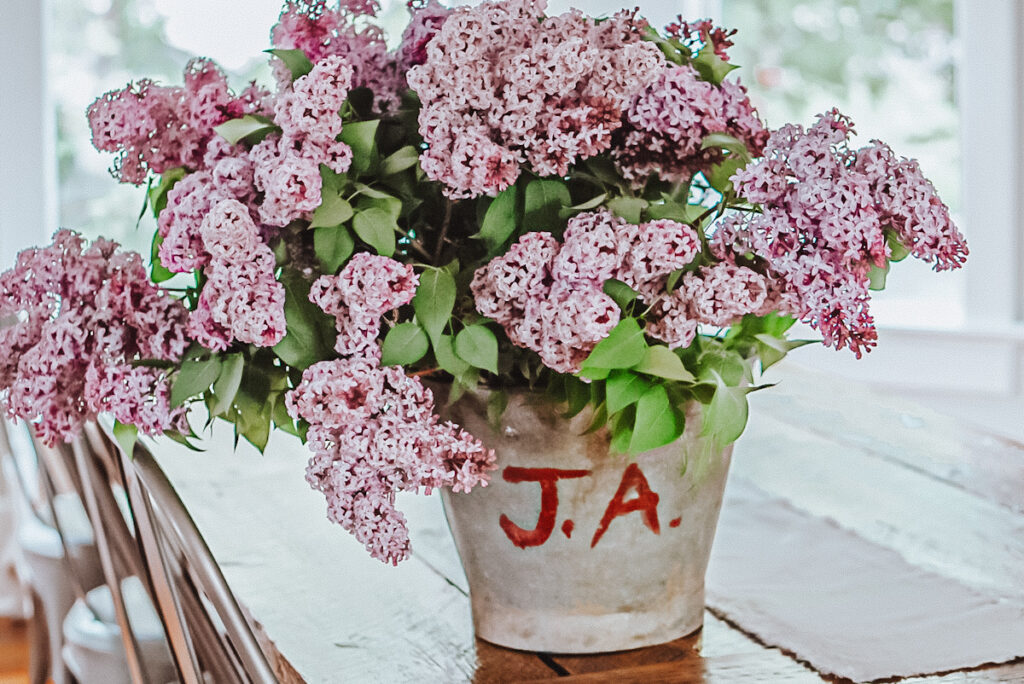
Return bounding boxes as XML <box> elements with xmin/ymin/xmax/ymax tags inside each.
<box><xmin>187</xmin><ymin>200</ymin><xmax>287</xmax><ymax>351</ymax></box>
<box><xmin>473</xmin><ymin>210</ymin><xmax>756</xmax><ymax>371</ymax></box>
<box><xmin>715</xmin><ymin>109</ymin><xmax>968</xmax><ymax>356</ymax></box>
<box><xmin>0</xmin><ymin>231</ymin><xmax>189</xmax><ymax>444</ymax></box>
<box><xmin>642</xmin><ymin>262</ymin><xmax>772</xmax><ymax>348</ymax></box>
<box><xmin>289</xmin><ymin>254</ymin><xmax>495</xmax><ymax>564</ymax></box>
<box><xmin>852</xmin><ymin>142</ymin><xmax>968</xmax><ymax>271</ymax></box>
<box><xmin>310</xmin><ymin>252</ymin><xmax>419</xmax><ymax>359</ymax></box>
<box><xmin>407</xmin><ymin>0</ymin><xmax>664</xmax><ymax>198</ymax></box>
<box><xmin>90</xmin><ymin>50</ymin><xmax>358</xmax><ymax>358</ymax></box>
<box><xmin>398</xmin><ymin>0</ymin><xmax>452</xmax><ymax>70</ymax></box>
<box><xmin>614</xmin><ymin>64</ymin><xmax>768</xmax><ymax>186</ymax></box>
<box><xmin>271</xmin><ymin>0</ymin><xmax>405</xmax><ymax>112</ymax></box>
<box><xmin>252</xmin><ymin>55</ymin><xmax>355</xmax><ymax>227</ymax></box>
<box><xmin>87</xmin><ymin>59</ymin><xmax>270</xmax><ymax>185</ymax></box>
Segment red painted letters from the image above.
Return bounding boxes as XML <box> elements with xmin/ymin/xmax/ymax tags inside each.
<box><xmin>561</xmin><ymin>519</ymin><xmax>575</xmax><ymax>538</ymax></box>
<box><xmin>499</xmin><ymin>467</ymin><xmax>591</xmax><ymax>548</ymax></box>
<box><xmin>590</xmin><ymin>463</ymin><xmax>661</xmax><ymax>548</ymax></box>
<box><xmin>498</xmin><ymin>463</ymin><xmax>670</xmax><ymax>549</ymax></box>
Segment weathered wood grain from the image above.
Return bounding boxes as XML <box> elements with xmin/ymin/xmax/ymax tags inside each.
<box><xmin>533</xmin><ymin>651</ymin><xmax>823</xmax><ymax>683</ymax></box>
<box><xmin>734</xmin><ymin>411</ymin><xmax>1024</xmax><ymax>599</ymax></box>
<box><xmin>755</xmin><ymin>364</ymin><xmax>1024</xmax><ymax>515</ymax></box>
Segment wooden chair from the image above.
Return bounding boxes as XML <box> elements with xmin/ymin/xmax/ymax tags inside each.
<box><xmin>102</xmin><ymin>424</ymin><xmax>277</xmax><ymax>684</ymax></box>
<box><xmin>63</xmin><ymin>427</ymin><xmax>176</xmax><ymax>684</ymax></box>
<box><xmin>0</xmin><ymin>421</ymin><xmax>103</xmax><ymax>684</ymax></box>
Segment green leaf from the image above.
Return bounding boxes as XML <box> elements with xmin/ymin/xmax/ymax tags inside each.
<box><xmin>356</xmin><ymin>194</ymin><xmax>403</xmax><ymax>222</ymax></box>
<box><xmin>633</xmin><ymin>345</ymin><xmax>696</xmax><ymax>382</ymax></box>
<box><xmin>149</xmin><ymin>234</ymin><xmax>175</xmax><ymax>284</ymax></box>
<box><xmin>560</xmin><ymin>193</ymin><xmax>608</xmax><ymax>217</ymax></box>
<box><xmin>487</xmin><ymin>390</ymin><xmax>509</xmax><ymax>431</ymax></box>
<box><xmin>264</xmin><ymin>48</ymin><xmax>314</xmax><ymax>80</ymax></box>
<box><xmin>646</xmin><ymin>199</ymin><xmax>694</xmax><ymax>222</ymax></box>
<box><xmin>475</xmin><ymin>185</ymin><xmax>519</xmax><ymax>251</ymax></box>
<box><xmin>310</xmin><ymin>168</ymin><xmax>354</xmax><ymax>228</ymax></box>
<box><xmin>700</xmin><ymin>132</ymin><xmax>752</xmax><ymax>161</ymax></box>
<box><xmin>171</xmin><ymin>358</ymin><xmax>222</xmax><ymax>408</ymax></box>
<box><xmin>697</xmin><ymin>348</ymin><xmax>747</xmax><ymax>386</ymax></box>
<box><xmin>577</xmin><ymin>366</ymin><xmax>611</xmax><ymax>381</ymax></box>
<box><xmin>581</xmin><ymin>318</ymin><xmax>648</xmax><ymax>371</ymax></box>
<box><xmin>413</xmin><ymin>268</ymin><xmax>456</xmax><ymax>344</ymax></box>
<box><xmin>563</xmin><ymin>377</ymin><xmax>591</xmax><ymax>418</ymax></box>
<box><xmin>214</xmin><ymin>115</ymin><xmax>278</xmax><ymax>146</ymax></box>
<box><xmin>352</xmin><ymin>207</ymin><xmax>397</xmax><ymax>257</ymax></box>
<box><xmin>753</xmin><ymin>334</ymin><xmax>818</xmax><ymax>371</ymax></box>
<box><xmin>630</xmin><ymin>385</ymin><xmax>684</xmax><ymax>453</ymax></box>
<box><xmin>886</xmin><ymin>229</ymin><xmax>911</xmax><ymax>262</ymax></box>
<box><xmin>351</xmin><ymin>182</ymin><xmax>394</xmax><ymax>200</ymax></box>
<box><xmin>380</xmin><ymin>323</ymin><xmax>429</xmax><ymax>366</ymax></box>
<box><xmin>583</xmin><ymin>401</ymin><xmax>608</xmax><ymax>435</ymax></box>
<box><xmin>523</xmin><ymin>179</ymin><xmax>571</xmax><ymax>230</ymax></box>
<box><xmin>272</xmin><ymin>395</ymin><xmax>302</xmax><ymax>438</ymax></box>
<box><xmin>339</xmin><ymin>120</ymin><xmax>380</xmax><ymax>177</ymax></box>
<box><xmin>709</xmin><ymin>156</ymin><xmax>746</xmax><ymax>194</ymax></box>
<box><xmin>455</xmin><ymin>325</ymin><xmax>499</xmax><ymax>374</ymax></box>
<box><xmin>381</xmin><ymin>145</ymin><xmax>420</xmax><ymax>175</ymax></box>
<box><xmin>606</xmin><ymin>370</ymin><xmax>652</xmax><ymax>414</ymax></box>
<box><xmin>161</xmin><ymin>429</ymin><xmax>204</xmax><ymax>452</ymax></box>
<box><xmin>234</xmin><ymin>384</ymin><xmax>272</xmax><ymax>452</ymax></box>
<box><xmin>434</xmin><ymin>334</ymin><xmax>473</xmax><ymax>379</ymax></box>
<box><xmin>603</xmin><ymin>279</ymin><xmax>638</xmax><ymax>310</ymax></box>
<box><xmin>274</xmin><ymin>268</ymin><xmax>337</xmax><ymax>369</ymax></box>
<box><xmin>665</xmin><ymin>268</ymin><xmax>686</xmax><ymax>294</ymax></box>
<box><xmin>148</xmin><ymin>167</ymin><xmax>186</xmax><ymax>217</ymax></box>
<box><xmin>313</xmin><ymin>226</ymin><xmax>355</xmax><ymax>273</ymax></box>
<box><xmin>701</xmin><ymin>371</ymin><xmax>749</xmax><ymax>446</ymax></box>
<box><xmin>609</xmin><ymin>405</ymin><xmax>636</xmax><ymax>454</ymax></box>
<box><xmin>607</xmin><ymin>196</ymin><xmax>647</xmax><ymax>224</ymax></box>
<box><xmin>867</xmin><ymin>261</ymin><xmax>890</xmax><ymax>290</ymax></box>
<box><xmin>692</xmin><ymin>43</ymin><xmax>739</xmax><ymax>85</ymax></box>
<box><xmin>210</xmin><ymin>353</ymin><xmax>245</xmax><ymax>416</ymax></box>
<box><xmin>112</xmin><ymin>420</ymin><xmax>138</xmax><ymax>458</ymax></box>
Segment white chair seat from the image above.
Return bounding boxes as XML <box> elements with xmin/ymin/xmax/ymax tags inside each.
<box><xmin>14</xmin><ymin>492</ymin><xmax>94</xmax><ymax>560</ymax></box>
<box><xmin>62</xmin><ymin>577</ymin><xmax>176</xmax><ymax>684</ymax></box>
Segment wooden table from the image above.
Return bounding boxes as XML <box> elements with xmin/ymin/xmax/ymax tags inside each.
<box><xmin>152</xmin><ymin>364</ymin><xmax>1024</xmax><ymax>683</ymax></box>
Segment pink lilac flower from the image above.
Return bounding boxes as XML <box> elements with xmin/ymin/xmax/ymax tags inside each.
<box><xmin>309</xmin><ymin>253</ymin><xmax>418</xmax><ymax>358</ymax></box>
<box><xmin>664</xmin><ymin>18</ymin><xmax>737</xmax><ymax>61</ymax></box>
<box><xmin>286</xmin><ymin>356</ymin><xmax>495</xmax><ymax>564</ymax></box>
<box><xmin>187</xmin><ymin>200</ymin><xmax>287</xmax><ymax>351</ymax></box>
<box><xmin>407</xmin><ymin>0</ymin><xmax>665</xmax><ymax>198</ymax></box>
<box><xmin>398</xmin><ymin>0</ymin><xmax>452</xmax><ymax>69</ymax></box>
<box><xmin>157</xmin><ymin>172</ymin><xmax>216</xmax><ymax>273</ymax></box>
<box><xmin>473</xmin><ymin>208</ymin><xmax>779</xmax><ymax>361</ymax></box>
<box><xmin>852</xmin><ymin>141</ymin><xmax>968</xmax><ymax>270</ymax></box>
<box><xmin>618</xmin><ymin>218</ymin><xmax>702</xmax><ymax>286</ymax></box>
<box><xmin>715</xmin><ymin>108</ymin><xmax>966</xmax><ymax>356</ymax></box>
<box><xmin>681</xmin><ymin>262</ymin><xmax>770</xmax><ymax>327</ymax></box>
<box><xmin>613</xmin><ymin>64</ymin><xmax>768</xmax><ymax>186</ymax></box>
<box><xmin>271</xmin><ymin>0</ymin><xmax>404</xmax><ymax>112</ymax></box>
<box><xmin>0</xmin><ymin>231</ymin><xmax>188</xmax><ymax>444</ymax></box>
<box><xmin>474</xmin><ymin>211</ymin><xmax>705</xmax><ymax>371</ymax></box>
<box><xmin>87</xmin><ymin>59</ymin><xmax>267</xmax><ymax>185</ymax></box>
<box><xmin>518</xmin><ymin>283</ymin><xmax>621</xmax><ymax>374</ymax></box>
<box><xmin>250</xmin><ymin>56</ymin><xmax>354</xmax><ymax>228</ymax></box>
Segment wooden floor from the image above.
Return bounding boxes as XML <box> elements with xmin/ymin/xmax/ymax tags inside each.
<box><xmin>0</xmin><ymin>619</ymin><xmax>29</xmax><ymax>684</ymax></box>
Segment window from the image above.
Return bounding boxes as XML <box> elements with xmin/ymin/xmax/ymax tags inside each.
<box><xmin>4</xmin><ymin>0</ymin><xmax>1020</xmax><ymax>437</ymax></box>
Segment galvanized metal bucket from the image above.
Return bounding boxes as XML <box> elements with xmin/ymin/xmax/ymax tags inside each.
<box><xmin>439</xmin><ymin>387</ymin><xmax>733</xmax><ymax>653</ymax></box>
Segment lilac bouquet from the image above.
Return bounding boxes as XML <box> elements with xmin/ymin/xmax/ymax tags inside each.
<box><xmin>0</xmin><ymin>0</ymin><xmax>967</xmax><ymax>564</ymax></box>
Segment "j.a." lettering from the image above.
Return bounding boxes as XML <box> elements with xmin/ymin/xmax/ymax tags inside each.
<box><xmin>497</xmin><ymin>464</ymin><xmax>666</xmax><ymax>549</ymax></box>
